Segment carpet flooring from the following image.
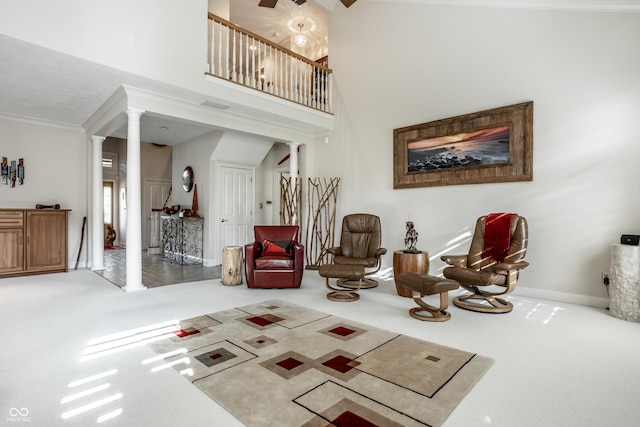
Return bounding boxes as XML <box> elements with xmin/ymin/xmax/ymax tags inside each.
<box><xmin>145</xmin><ymin>300</ymin><xmax>493</xmax><ymax>427</ymax></box>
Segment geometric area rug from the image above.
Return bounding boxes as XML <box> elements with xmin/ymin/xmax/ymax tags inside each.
<box><xmin>146</xmin><ymin>300</ymin><xmax>494</xmax><ymax>426</ymax></box>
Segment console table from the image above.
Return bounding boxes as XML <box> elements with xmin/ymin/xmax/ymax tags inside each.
<box><xmin>609</xmin><ymin>244</ymin><xmax>640</xmax><ymax>323</ymax></box>
<box><xmin>161</xmin><ymin>216</ymin><xmax>204</xmax><ymax>264</ymax></box>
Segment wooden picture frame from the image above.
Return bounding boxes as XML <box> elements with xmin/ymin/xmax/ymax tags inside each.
<box><xmin>393</xmin><ymin>101</ymin><xmax>533</xmax><ymax>189</ymax></box>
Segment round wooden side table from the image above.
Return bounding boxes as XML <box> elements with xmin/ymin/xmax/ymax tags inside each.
<box><xmin>393</xmin><ymin>250</ymin><xmax>429</xmax><ymax>297</ymax></box>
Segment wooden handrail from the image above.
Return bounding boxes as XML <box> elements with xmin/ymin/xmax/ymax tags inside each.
<box><xmin>206</xmin><ymin>12</ymin><xmax>333</xmax><ymax>114</ymax></box>
<box><xmin>207</xmin><ymin>13</ymin><xmax>332</xmax><ymax>73</ymax></box>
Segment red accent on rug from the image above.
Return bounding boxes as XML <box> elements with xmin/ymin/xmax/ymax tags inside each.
<box><xmin>332</xmin><ymin>410</ymin><xmax>376</xmax><ymax>427</ymax></box>
<box><xmin>323</xmin><ymin>355</ymin><xmax>354</xmax><ymax>373</ymax></box>
<box><xmin>247</xmin><ymin>316</ymin><xmax>273</xmax><ymax>327</ymax></box>
<box><xmin>277</xmin><ymin>357</ymin><xmax>304</xmax><ymax>370</ymax></box>
<box><xmin>329</xmin><ymin>326</ymin><xmax>356</xmax><ymax>337</ymax></box>
<box><xmin>174</xmin><ymin>328</ymin><xmax>201</xmax><ymax>338</ymax></box>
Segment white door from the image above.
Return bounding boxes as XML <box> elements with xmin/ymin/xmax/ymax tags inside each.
<box><xmin>220</xmin><ymin>165</ymin><xmax>254</xmax><ymax>248</ymax></box>
<box><xmin>144</xmin><ymin>179</ymin><xmax>171</xmax><ymax>250</ymax></box>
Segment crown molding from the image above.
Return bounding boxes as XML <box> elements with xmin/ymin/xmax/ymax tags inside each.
<box><xmin>0</xmin><ymin>112</ymin><xmax>83</xmax><ymax>131</ymax></box>
<box><xmin>358</xmin><ymin>0</ymin><xmax>640</xmax><ymax>12</ymax></box>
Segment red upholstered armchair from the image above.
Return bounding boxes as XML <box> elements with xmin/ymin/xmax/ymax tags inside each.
<box><xmin>244</xmin><ymin>225</ymin><xmax>304</xmax><ymax>288</ymax></box>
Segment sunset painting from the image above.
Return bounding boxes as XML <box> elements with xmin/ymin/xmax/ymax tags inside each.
<box><xmin>407</xmin><ymin>126</ymin><xmax>510</xmax><ymax>172</ymax></box>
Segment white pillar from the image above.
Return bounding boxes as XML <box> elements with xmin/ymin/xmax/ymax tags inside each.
<box><xmin>124</xmin><ymin>108</ymin><xmax>146</xmax><ymax>292</ymax></box>
<box><xmin>91</xmin><ymin>136</ymin><xmax>106</xmax><ymax>271</ymax></box>
<box><xmin>287</xmin><ymin>142</ymin><xmax>300</xmax><ymax>225</ymax></box>
<box><xmin>287</xmin><ymin>142</ymin><xmax>300</xmax><ymax>179</ymax></box>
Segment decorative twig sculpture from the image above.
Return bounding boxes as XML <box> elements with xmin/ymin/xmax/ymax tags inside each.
<box><xmin>280</xmin><ymin>176</ymin><xmax>301</xmax><ymax>226</ymax></box>
<box><xmin>305</xmin><ymin>177</ymin><xmax>340</xmax><ymax>269</ymax></box>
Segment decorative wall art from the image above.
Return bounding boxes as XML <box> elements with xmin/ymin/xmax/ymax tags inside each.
<box><xmin>1</xmin><ymin>157</ymin><xmax>25</xmax><ymax>187</ymax></box>
<box><xmin>393</xmin><ymin>102</ymin><xmax>533</xmax><ymax>188</ymax></box>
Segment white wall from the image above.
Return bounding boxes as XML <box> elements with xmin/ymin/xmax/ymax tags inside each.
<box><xmin>0</xmin><ymin>0</ymin><xmax>208</xmax><ymax>92</ymax></box>
<box><xmin>258</xmin><ymin>143</ymin><xmax>292</xmax><ymax>225</ymax></box>
<box><xmin>316</xmin><ymin>3</ymin><xmax>640</xmax><ymax>305</ymax></box>
<box><xmin>0</xmin><ymin>116</ymin><xmax>88</xmax><ymax>268</ymax></box>
<box><xmin>172</xmin><ymin>130</ymin><xmax>222</xmax><ymax>265</ymax></box>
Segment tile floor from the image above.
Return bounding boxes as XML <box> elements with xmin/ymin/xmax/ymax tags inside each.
<box><xmin>95</xmin><ymin>248</ymin><xmax>222</xmax><ymax>288</ymax></box>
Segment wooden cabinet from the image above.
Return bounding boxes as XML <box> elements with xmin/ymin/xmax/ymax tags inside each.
<box><xmin>0</xmin><ymin>209</ymin><xmax>70</xmax><ymax>278</ymax></box>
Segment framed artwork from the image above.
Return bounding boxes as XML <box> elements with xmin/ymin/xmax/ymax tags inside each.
<box><xmin>1</xmin><ymin>157</ymin><xmax>24</xmax><ymax>187</ymax></box>
<box><xmin>393</xmin><ymin>102</ymin><xmax>533</xmax><ymax>188</ymax></box>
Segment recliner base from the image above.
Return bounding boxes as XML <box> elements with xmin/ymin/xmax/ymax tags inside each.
<box><xmin>337</xmin><ymin>277</ymin><xmax>377</xmax><ymax>289</ymax></box>
<box><xmin>453</xmin><ymin>294</ymin><xmax>513</xmax><ymax>313</ymax></box>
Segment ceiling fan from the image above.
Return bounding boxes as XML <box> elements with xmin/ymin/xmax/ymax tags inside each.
<box><xmin>258</xmin><ymin>0</ymin><xmax>357</xmax><ymax>8</ymax></box>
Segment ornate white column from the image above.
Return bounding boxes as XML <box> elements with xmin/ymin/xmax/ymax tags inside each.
<box><xmin>124</xmin><ymin>108</ymin><xmax>146</xmax><ymax>292</ymax></box>
<box><xmin>91</xmin><ymin>136</ymin><xmax>106</xmax><ymax>271</ymax></box>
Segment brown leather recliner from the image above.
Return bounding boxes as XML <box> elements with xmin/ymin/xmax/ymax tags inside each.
<box><xmin>244</xmin><ymin>225</ymin><xmax>304</xmax><ymax>288</ymax></box>
<box><xmin>441</xmin><ymin>213</ymin><xmax>529</xmax><ymax>313</ymax></box>
<box><xmin>327</xmin><ymin>213</ymin><xmax>387</xmax><ymax>288</ymax></box>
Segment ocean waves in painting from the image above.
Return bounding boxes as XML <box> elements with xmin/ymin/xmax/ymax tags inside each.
<box><xmin>407</xmin><ymin>126</ymin><xmax>510</xmax><ymax>172</ymax></box>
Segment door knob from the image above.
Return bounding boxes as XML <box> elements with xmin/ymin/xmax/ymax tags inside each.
<box><xmin>221</xmin><ymin>219</ymin><xmax>229</xmax><ymax>222</ymax></box>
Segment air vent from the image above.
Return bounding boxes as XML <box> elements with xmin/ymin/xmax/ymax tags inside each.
<box><xmin>201</xmin><ymin>100</ymin><xmax>230</xmax><ymax>110</ymax></box>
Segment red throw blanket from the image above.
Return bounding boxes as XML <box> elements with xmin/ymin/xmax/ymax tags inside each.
<box><xmin>483</xmin><ymin>213</ymin><xmax>516</xmax><ymax>262</ymax></box>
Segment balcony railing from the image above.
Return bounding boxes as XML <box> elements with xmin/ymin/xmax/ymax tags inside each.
<box><xmin>207</xmin><ymin>13</ymin><xmax>333</xmax><ymax>114</ymax></box>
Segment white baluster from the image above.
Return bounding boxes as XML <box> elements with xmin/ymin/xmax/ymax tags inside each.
<box><xmin>251</xmin><ymin>37</ymin><xmax>256</xmax><ymax>88</ymax></box>
<box><xmin>313</xmin><ymin>64</ymin><xmax>317</xmax><ymax>109</ymax></box>
<box><xmin>238</xmin><ymin>31</ymin><xmax>243</xmax><ymax>84</ymax></box>
<box><xmin>245</xmin><ymin>33</ymin><xmax>249</xmax><ymax>85</ymax></box>
<box><xmin>285</xmin><ymin>51</ymin><xmax>289</xmax><ymax>99</ymax></box>
<box><xmin>268</xmin><ymin>45</ymin><xmax>273</xmax><ymax>93</ymax></box>
<box><xmin>232</xmin><ymin>28</ymin><xmax>237</xmax><ymax>81</ymax></box>
<box><xmin>218</xmin><ymin>23</ymin><xmax>223</xmax><ymax>78</ymax></box>
<box><xmin>208</xmin><ymin>20</ymin><xmax>214</xmax><ymax>74</ymax></box>
<box><xmin>258</xmin><ymin>41</ymin><xmax>262</xmax><ymax>90</ymax></box>
<box><xmin>327</xmin><ymin>71</ymin><xmax>333</xmax><ymax>113</ymax></box>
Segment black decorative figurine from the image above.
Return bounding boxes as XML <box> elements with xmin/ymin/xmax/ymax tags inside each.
<box><xmin>404</xmin><ymin>221</ymin><xmax>420</xmax><ymax>253</ymax></box>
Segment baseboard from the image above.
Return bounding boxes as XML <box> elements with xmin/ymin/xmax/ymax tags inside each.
<box><xmin>514</xmin><ymin>286</ymin><xmax>609</xmax><ymax>309</ymax></box>
<box><xmin>203</xmin><ymin>258</ymin><xmax>217</xmax><ymax>267</ymax></box>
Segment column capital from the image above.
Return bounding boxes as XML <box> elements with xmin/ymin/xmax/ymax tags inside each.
<box><xmin>126</xmin><ymin>108</ymin><xmax>146</xmax><ymax>119</ymax></box>
<box><xmin>91</xmin><ymin>135</ymin><xmax>106</xmax><ymax>144</ymax></box>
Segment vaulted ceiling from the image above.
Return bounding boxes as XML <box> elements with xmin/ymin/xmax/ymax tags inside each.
<box><xmin>1</xmin><ymin>0</ymin><xmax>639</xmax><ymax>145</ymax></box>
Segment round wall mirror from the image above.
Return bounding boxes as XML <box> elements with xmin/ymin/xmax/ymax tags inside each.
<box><xmin>182</xmin><ymin>166</ymin><xmax>194</xmax><ymax>192</ymax></box>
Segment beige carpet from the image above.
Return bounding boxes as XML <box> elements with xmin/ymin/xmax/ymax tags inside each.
<box><xmin>146</xmin><ymin>300</ymin><xmax>493</xmax><ymax>426</ymax></box>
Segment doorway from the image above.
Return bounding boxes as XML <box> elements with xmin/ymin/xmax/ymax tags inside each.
<box><xmin>143</xmin><ymin>179</ymin><xmax>171</xmax><ymax>250</ymax></box>
<box><xmin>219</xmin><ymin>164</ymin><xmax>254</xmax><ymax>249</ymax></box>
